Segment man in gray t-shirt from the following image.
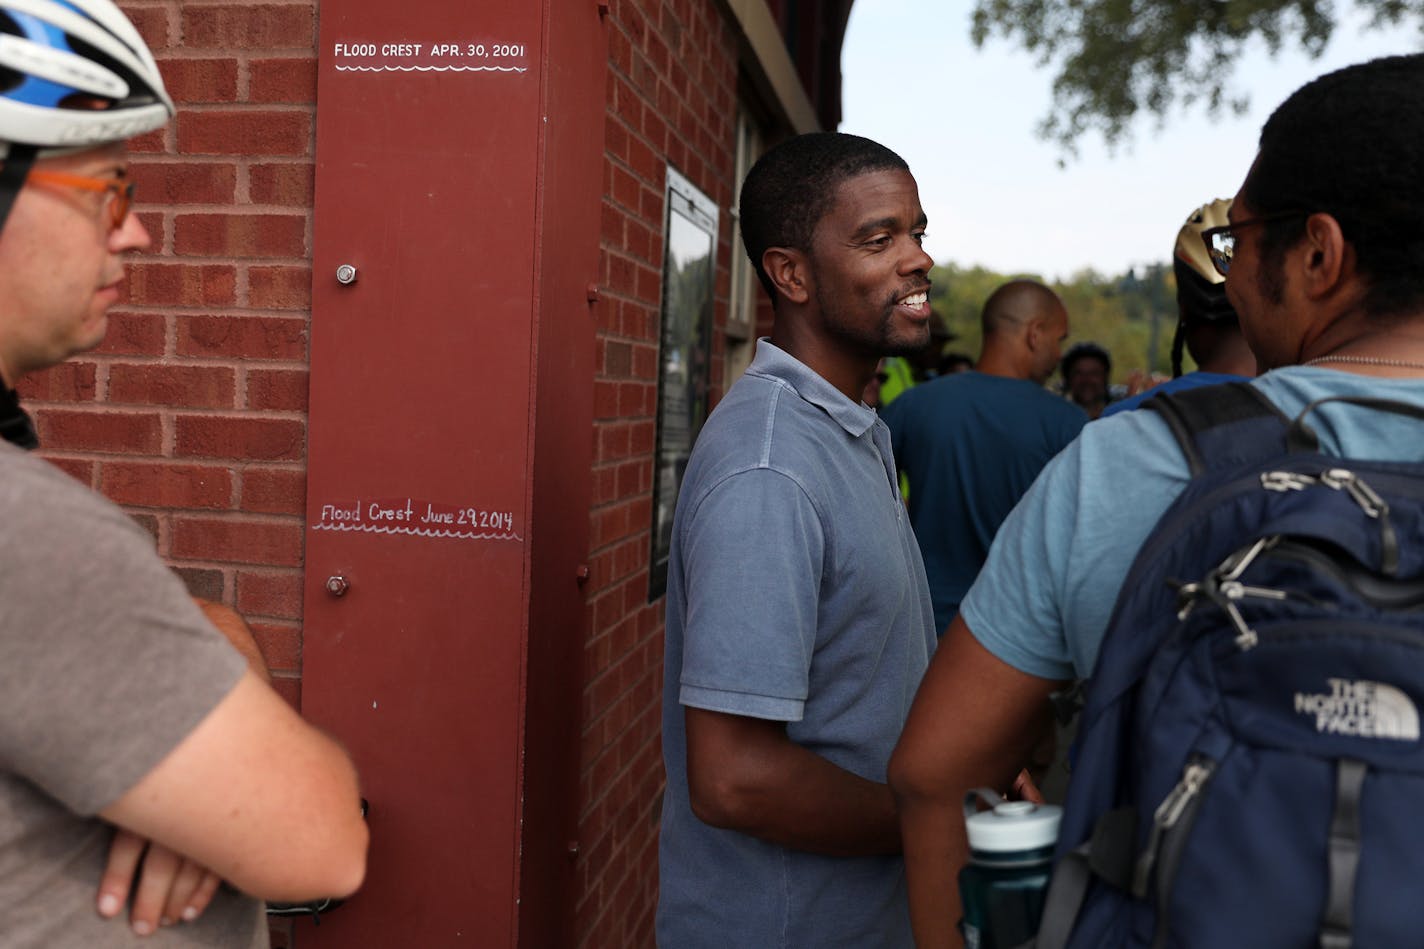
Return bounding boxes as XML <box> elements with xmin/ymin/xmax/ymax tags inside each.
<box><xmin>0</xmin><ymin>443</ymin><xmax>269</xmax><ymax>945</ymax></box>
<box><xmin>656</xmin><ymin>132</ymin><xmax>937</xmax><ymax>946</ymax></box>
<box><xmin>0</xmin><ymin>2</ymin><xmax>367</xmax><ymax>944</ymax></box>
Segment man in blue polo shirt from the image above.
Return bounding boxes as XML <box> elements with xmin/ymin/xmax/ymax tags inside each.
<box><xmin>656</xmin><ymin>132</ymin><xmax>938</xmax><ymax>947</ymax></box>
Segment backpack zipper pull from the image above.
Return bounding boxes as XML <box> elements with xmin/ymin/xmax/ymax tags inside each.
<box><xmin>1217</xmin><ymin>537</ymin><xmax>1276</xmax><ymax>649</ymax></box>
<box><xmin>1218</xmin><ymin>536</ymin><xmax>1277</xmax><ymax>580</ymax></box>
<box><xmin>1321</xmin><ymin>469</ymin><xmax>1398</xmax><ymax>574</ymax></box>
<box><xmin>1263</xmin><ymin>468</ymin><xmax>1398</xmax><ymax>575</ymax></box>
<box><xmin>1176</xmin><ymin>537</ymin><xmax>1282</xmax><ymax>627</ymax></box>
<box><xmin>1321</xmin><ymin>468</ymin><xmax>1382</xmax><ymax>516</ymax></box>
<box><xmin>1261</xmin><ymin>471</ymin><xmax>1317</xmax><ymax>492</ymax></box>
<box><xmin>1132</xmin><ymin>760</ymin><xmax>1214</xmax><ymax>898</ymax></box>
<box><xmin>1223</xmin><ymin>598</ymin><xmax>1259</xmax><ymax>650</ymax></box>
<box><xmin>1220</xmin><ymin>580</ymin><xmax>1287</xmax><ymax>602</ymax></box>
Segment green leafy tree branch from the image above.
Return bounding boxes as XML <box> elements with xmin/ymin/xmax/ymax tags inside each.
<box><xmin>970</xmin><ymin>0</ymin><xmax>1424</xmax><ymax>153</ymax></box>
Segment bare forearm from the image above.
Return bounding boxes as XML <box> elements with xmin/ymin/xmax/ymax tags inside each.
<box><xmin>898</xmin><ymin>788</ymin><xmax>970</xmax><ymax>948</ymax></box>
<box><xmin>888</xmin><ymin>617</ymin><xmax>1064</xmax><ymax>947</ymax></box>
<box><xmin>100</xmin><ymin>672</ymin><xmax>368</xmax><ymax>902</ymax></box>
<box><xmin>704</xmin><ymin>743</ymin><xmax>900</xmax><ymax>855</ymax></box>
<box><xmin>686</xmin><ymin>707</ymin><xmax>900</xmax><ymax>856</ymax></box>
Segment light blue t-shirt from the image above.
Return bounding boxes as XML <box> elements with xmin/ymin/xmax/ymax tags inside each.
<box><xmin>657</xmin><ymin>341</ymin><xmax>936</xmax><ymax>949</ymax></box>
<box><xmin>881</xmin><ymin>371</ymin><xmax>1087</xmax><ymax>634</ymax></box>
<box><xmin>963</xmin><ymin>367</ymin><xmax>1424</xmax><ymax>680</ymax></box>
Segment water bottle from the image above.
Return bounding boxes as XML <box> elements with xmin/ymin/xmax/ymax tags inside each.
<box><xmin>958</xmin><ymin>788</ymin><xmax>1062</xmax><ymax>949</ymax></box>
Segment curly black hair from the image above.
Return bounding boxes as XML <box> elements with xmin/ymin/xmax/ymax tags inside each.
<box><xmin>1061</xmin><ymin>341</ymin><xmax>1111</xmax><ymax>379</ymax></box>
<box><xmin>738</xmin><ymin>132</ymin><xmax>909</xmax><ymax>304</ymax></box>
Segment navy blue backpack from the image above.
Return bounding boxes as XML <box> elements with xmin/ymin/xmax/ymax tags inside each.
<box><xmin>1035</xmin><ymin>382</ymin><xmax>1424</xmax><ymax>949</ymax></box>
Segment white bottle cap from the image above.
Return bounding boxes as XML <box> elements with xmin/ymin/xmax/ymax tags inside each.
<box><xmin>965</xmin><ymin>799</ymin><xmax>1062</xmax><ymax>852</ymax></box>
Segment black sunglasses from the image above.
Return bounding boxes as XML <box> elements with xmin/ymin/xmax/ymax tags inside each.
<box><xmin>1199</xmin><ymin>211</ymin><xmax>1308</xmax><ymax>277</ymax></box>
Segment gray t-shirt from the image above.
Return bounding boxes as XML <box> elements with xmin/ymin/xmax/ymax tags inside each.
<box><xmin>0</xmin><ymin>441</ymin><xmax>265</xmax><ymax>947</ymax></box>
<box><xmin>657</xmin><ymin>341</ymin><xmax>936</xmax><ymax>948</ymax></box>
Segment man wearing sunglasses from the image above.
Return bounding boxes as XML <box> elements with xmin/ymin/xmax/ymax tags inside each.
<box><xmin>0</xmin><ymin>1</ymin><xmax>367</xmax><ymax>945</ymax></box>
<box><xmin>889</xmin><ymin>52</ymin><xmax>1424</xmax><ymax>947</ymax></box>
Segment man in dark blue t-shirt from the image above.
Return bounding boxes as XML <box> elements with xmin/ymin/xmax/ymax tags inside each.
<box><xmin>882</xmin><ymin>280</ymin><xmax>1087</xmax><ymax>635</ymax></box>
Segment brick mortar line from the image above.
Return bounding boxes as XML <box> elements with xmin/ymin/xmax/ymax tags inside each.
<box><xmin>168</xmin><ymin>103</ymin><xmax>314</xmax><ymax>112</ymax></box>
<box><xmin>66</xmin><ymin>460</ymin><xmax>309</xmax><ymax>475</ymax></box>
<box><xmin>31</xmin><ymin>402</ymin><xmax>309</xmax><ymax>418</ymax></box>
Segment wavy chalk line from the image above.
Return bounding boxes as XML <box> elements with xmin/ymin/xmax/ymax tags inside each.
<box><xmin>334</xmin><ymin>64</ymin><xmax>527</xmax><ymax>73</ymax></box>
<box><xmin>312</xmin><ymin>522</ymin><xmax>523</xmax><ymax>542</ymax></box>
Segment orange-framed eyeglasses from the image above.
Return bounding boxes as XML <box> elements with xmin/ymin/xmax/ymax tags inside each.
<box><xmin>27</xmin><ymin>169</ymin><xmax>134</xmax><ymax>229</ymax></box>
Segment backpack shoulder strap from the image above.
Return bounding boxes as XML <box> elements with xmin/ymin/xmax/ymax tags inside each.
<box><xmin>1143</xmin><ymin>382</ymin><xmax>1292</xmax><ymax>477</ymax></box>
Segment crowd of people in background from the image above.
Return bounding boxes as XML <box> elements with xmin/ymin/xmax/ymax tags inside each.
<box><xmin>660</xmin><ymin>49</ymin><xmax>1424</xmax><ymax>949</ymax></box>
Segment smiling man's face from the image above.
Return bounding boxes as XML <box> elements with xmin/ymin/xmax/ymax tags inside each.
<box><xmin>806</xmin><ymin>168</ymin><xmax>935</xmax><ymax>359</ymax></box>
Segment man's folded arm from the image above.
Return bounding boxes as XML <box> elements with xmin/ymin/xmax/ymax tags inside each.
<box><xmin>99</xmin><ymin>667</ymin><xmax>368</xmax><ymax>904</ymax></box>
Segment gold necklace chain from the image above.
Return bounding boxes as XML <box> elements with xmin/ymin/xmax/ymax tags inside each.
<box><xmin>1303</xmin><ymin>354</ymin><xmax>1424</xmax><ymax>371</ymax></box>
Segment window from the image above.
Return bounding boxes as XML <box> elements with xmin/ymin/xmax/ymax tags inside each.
<box><xmin>725</xmin><ymin>106</ymin><xmax>764</xmax><ymax>387</ymax></box>
<box><xmin>648</xmin><ymin>168</ymin><xmax>718</xmax><ymax>601</ymax></box>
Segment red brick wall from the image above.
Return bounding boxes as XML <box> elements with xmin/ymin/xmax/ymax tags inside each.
<box><xmin>579</xmin><ymin>1</ymin><xmax>740</xmax><ymax>945</ymax></box>
<box><xmin>19</xmin><ymin>1</ymin><xmax>761</xmax><ymax>945</ymax></box>
<box><xmin>21</xmin><ymin>0</ymin><xmax>318</xmax><ymax>723</ymax></box>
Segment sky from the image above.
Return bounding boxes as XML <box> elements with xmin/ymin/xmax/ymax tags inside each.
<box><xmin>840</xmin><ymin>2</ymin><xmax>1421</xmax><ymax>281</ymax></box>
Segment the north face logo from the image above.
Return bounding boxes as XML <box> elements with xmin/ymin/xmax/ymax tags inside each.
<box><xmin>1294</xmin><ymin>678</ymin><xmax>1420</xmax><ymax>741</ymax></box>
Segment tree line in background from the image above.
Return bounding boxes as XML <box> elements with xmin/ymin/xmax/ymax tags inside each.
<box><xmin>929</xmin><ymin>261</ymin><xmax>1180</xmax><ymax>384</ymax></box>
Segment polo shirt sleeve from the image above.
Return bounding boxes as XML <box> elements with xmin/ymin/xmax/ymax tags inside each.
<box><xmin>675</xmin><ymin>467</ymin><xmax>823</xmax><ymax>723</ymax></box>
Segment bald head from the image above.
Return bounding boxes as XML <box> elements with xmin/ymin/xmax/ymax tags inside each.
<box><xmin>981</xmin><ymin>280</ymin><xmax>1063</xmax><ymax>337</ymax></box>
<box><xmin>976</xmin><ymin>280</ymin><xmax>1069</xmax><ymax>384</ymax></box>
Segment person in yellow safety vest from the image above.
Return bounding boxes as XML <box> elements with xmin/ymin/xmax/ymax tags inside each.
<box><xmin>877</xmin><ymin>310</ymin><xmax>954</xmax><ymax>497</ymax></box>
<box><xmin>877</xmin><ymin>355</ymin><xmax>918</xmax><ymax>405</ymax></box>
<box><xmin>878</xmin><ymin>308</ymin><xmax>955</xmax><ymax>407</ymax></box>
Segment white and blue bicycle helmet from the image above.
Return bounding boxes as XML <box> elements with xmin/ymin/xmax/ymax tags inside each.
<box><xmin>0</xmin><ymin>0</ymin><xmax>172</xmax><ymax>225</ymax></box>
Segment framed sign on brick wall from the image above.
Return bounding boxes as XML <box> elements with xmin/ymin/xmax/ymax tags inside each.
<box><xmin>648</xmin><ymin>167</ymin><xmax>717</xmax><ymax>601</ymax></box>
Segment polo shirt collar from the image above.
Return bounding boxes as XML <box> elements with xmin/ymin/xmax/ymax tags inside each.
<box><xmin>747</xmin><ymin>339</ymin><xmax>878</xmax><ymax>438</ymax></box>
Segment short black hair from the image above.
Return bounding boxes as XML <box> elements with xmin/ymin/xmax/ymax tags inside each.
<box><xmin>739</xmin><ymin>132</ymin><xmax>910</xmax><ymax>302</ymax></box>
<box><xmin>1245</xmin><ymin>53</ymin><xmax>1424</xmax><ymax>317</ymax></box>
<box><xmin>1062</xmin><ymin>341</ymin><xmax>1111</xmax><ymax>378</ymax></box>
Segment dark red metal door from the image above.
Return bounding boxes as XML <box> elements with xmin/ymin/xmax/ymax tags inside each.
<box><xmin>302</xmin><ymin>2</ymin><xmax>558</xmax><ymax>944</ymax></box>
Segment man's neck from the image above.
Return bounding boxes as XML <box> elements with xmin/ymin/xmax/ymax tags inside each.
<box><xmin>768</xmin><ymin>327</ymin><xmax>876</xmax><ymax>403</ymax></box>
<box><xmin>1299</xmin><ymin>316</ymin><xmax>1424</xmax><ymax>367</ymax></box>
<box><xmin>973</xmin><ymin>338</ymin><xmax>1030</xmax><ymax>381</ymax></box>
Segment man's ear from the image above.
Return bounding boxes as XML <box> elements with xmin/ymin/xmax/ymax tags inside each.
<box><xmin>762</xmin><ymin>247</ymin><xmax>811</xmax><ymax>306</ymax></box>
<box><xmin>1024</xmin><ymin>317</ymin><xmax>1045</xmax><ymax>352</ymax></box>
<box><xmin>1298</xmin><ymin>212</ymin><xmax>1350</xmax><ymax>300</ymax></box>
